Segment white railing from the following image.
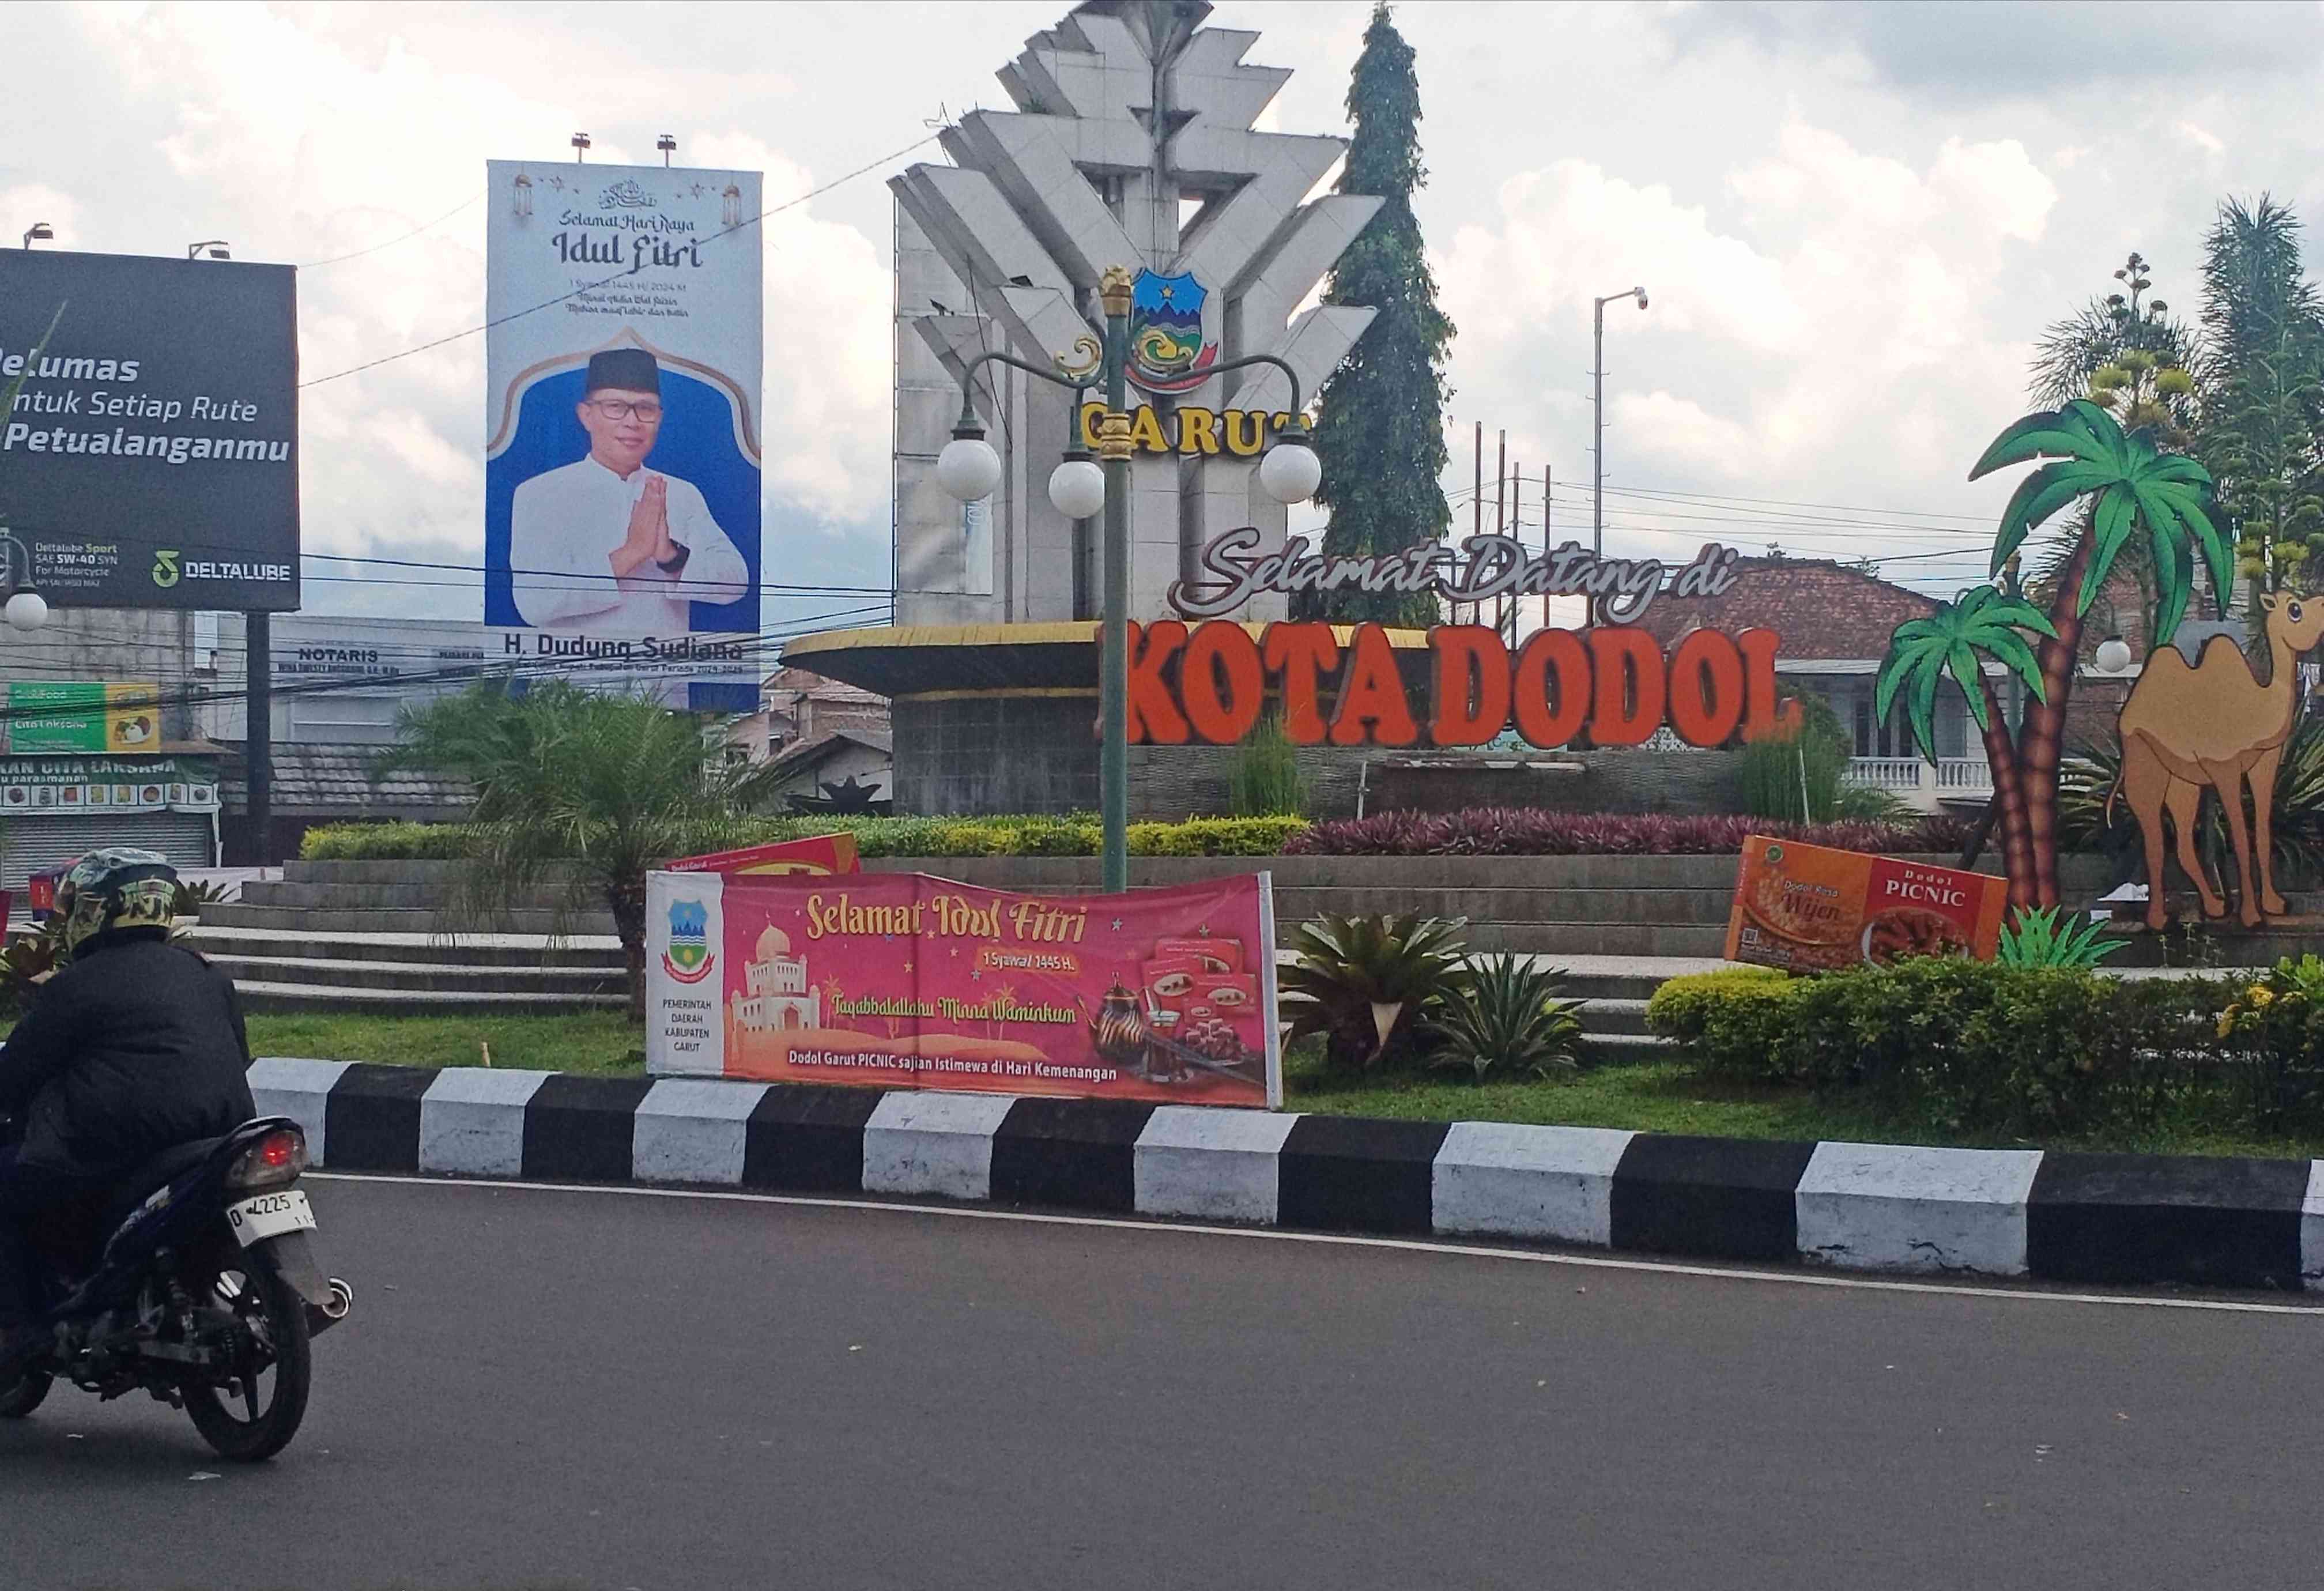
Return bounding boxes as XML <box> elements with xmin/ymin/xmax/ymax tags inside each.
<box><xmin>1934</xmin><ymin>757</ymin><xmax>1994</xmax><ymax>791</ymax></box>
<box><xmin>1847</xmin><ymin>757</ymin><xmax>1924</xmax><ymax>791</ymax></box>
<box><xmin>1844</xmin><ymin>757</ymin><xmax>1993</xmax><ymax>810</ymax></box>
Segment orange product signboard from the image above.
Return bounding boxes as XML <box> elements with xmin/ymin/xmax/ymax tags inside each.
<box><xmin>1724</xmin><ymin>835</ymin><xmax>2009</xmax><ymax>971</ymax></box>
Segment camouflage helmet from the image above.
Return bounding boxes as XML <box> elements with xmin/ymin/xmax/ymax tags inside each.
<box><xmin>53</xmin><ymin>847</ymin><xmax>179</xmax><ymax>959</ymax></box>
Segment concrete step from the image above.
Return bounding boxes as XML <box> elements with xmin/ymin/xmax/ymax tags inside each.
<box><xmin>1579</xmin><ymin>1031</ymin><xmax>1679</xmax><ymax>1065</ymax></box>
<box><xmin>1572</xmin><ymin>997</ymin><xmax>1649</xmax><ymax>1036</ymax></box>
<box><xmin>202</xmin><ymin>903</ymin><xmax>620</xmax><ymax>937</ymax></box>
<box><xmin>183</xmin><ymin>926</ymin><xmax>625</xmax><ymax>969</ymax></box>
<box><xmin>1454</xmin><ymin>922</ymin><xmax>1731</xmax><ymax>957</ymax></box>
<box><xmin>206</xmin><ymin>955</ymin><xmax>623</xmax><ymax>995</ymax></box>
<box><xmin>232</xmin><ymin>981</ymin><xmax>627</xmax><ymax>1017</ymax></box>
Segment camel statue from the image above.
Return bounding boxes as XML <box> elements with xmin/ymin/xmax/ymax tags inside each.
<box><xmin>2111</xmin><ymin>591</ymin><xmax>2324</xmax><ymax>929</ymax></box>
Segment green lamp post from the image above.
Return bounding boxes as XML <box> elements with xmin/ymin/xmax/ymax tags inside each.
<box><xmin>933</xmin><ymin>265</ymin><xmax>1322</xmax><ymax>892</ymax></box>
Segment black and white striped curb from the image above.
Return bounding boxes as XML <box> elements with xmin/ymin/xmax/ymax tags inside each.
<box><xmin>248</xmin><ymin>1058</ymin><xmax>2324</xmax><ymax>1292</ymax></box>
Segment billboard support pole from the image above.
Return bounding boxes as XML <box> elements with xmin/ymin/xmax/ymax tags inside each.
<box><xmin>246</xmin><ymin>609</ymin><xmax>272</xmax><ymax>865</ymax></box>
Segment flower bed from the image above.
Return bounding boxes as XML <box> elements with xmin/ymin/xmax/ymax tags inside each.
<box><xmin>1284</xmin><ymin>809</ymin><xmax>1974</xmax><ymax>857</ymax></box>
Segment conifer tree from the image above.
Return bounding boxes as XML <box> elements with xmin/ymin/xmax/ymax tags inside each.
<box><xmin>1295</xmin><ymin>3</ymin><xmax>1454</xmax><ymax>626</ymax></box>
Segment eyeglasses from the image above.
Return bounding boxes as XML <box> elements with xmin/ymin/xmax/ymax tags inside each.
<box><xmin>587</xmin><ymin>399</ymin><xmax>663</xmax><ymax>422</ymax></box>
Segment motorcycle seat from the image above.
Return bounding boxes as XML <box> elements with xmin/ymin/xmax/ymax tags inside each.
<box><xmin>98</xmin><ymin>1135</ymin><xmax>228</xmax><ymax>1233</ymax></box>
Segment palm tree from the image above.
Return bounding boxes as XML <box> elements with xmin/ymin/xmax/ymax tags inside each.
<box><xmin>2194</xmin><ymin>197</ymin><xmax>2324</xmax><ymax>603</ymax></box>
<box><xmin>387</xmin><ymin>680</ymin><xmax>778</xmax><ymax>1017</ymax></box>
<box><xmin>1874</xmin><ymin>586</ymin><xmax>2055</xmax><ymax>908</ymax></box>
<box><xmin>1969</xmin><ymin>398</ymin><xmax>2225</xmax><ymax>904</ymax></box>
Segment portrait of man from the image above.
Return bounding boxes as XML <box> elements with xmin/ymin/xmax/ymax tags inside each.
<box><xmin>507</xmin><ymin>348</ymin><xmax>752</xmax><ymax>634</ymax></box>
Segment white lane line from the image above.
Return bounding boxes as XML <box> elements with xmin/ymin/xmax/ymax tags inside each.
<box><xmin>308</xmin><ymin>1171</ymin><xmax>2324</xmax><ymax>1318</ymax></box>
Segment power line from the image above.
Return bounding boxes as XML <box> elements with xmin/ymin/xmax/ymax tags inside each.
<box><xmin>299</xmin><ymin>192</ymin><xmax>485</xmax><ymax>270</ymax></box>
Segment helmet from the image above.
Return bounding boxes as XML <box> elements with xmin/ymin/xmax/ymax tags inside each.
<box><xmin>53</xmin><ymin>847</ymin><xmax>180</xmax><ymax>959</ymax></box>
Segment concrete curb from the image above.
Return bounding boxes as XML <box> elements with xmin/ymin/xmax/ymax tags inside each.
<box><xmin>249</xmin><ymin>1059</ymin><xmax>2324</xmax><ymax>1292</ymax></box>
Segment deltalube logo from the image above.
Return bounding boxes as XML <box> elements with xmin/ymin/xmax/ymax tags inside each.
<box><xmin>152</xmin><ymin>549</ymin><xmax>180</xmax><ymax>588</ymax></box>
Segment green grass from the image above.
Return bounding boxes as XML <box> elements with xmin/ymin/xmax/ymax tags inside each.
<box><xmin>1283</xmin><ymin>1048</ymin><xmax>2324</xmax><ymax>1160</ymax></box>
<box><xmin>246</xmin><ymin>1012</ymin><xmax>644</xmax><ymax>1077</ymax></box>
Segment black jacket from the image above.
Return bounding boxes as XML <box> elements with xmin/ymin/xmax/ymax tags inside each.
<box><xmin>0</xmin><ymin>932</ymin><xmax>256</xmax><ymax>1179</ymax></box>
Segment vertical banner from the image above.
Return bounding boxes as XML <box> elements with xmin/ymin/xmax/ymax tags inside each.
<box><xmin>484</xmin><ymin>159</ymin><xmax>762</xmax><ymax>709</ymax></box>
<box><xmin>647</xmin><ymin>870</ymin><xmax>1281</xmax><ymax>1109</ymax></box>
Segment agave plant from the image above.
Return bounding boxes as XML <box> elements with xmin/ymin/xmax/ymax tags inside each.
<box><xmin>1427</xmin><ymin>955</ymin><xmax>1586</xmax><ymax>1083</ymax></box>
<box><xmin>1997</xmin><ymin>905</ymin><xmax>2127</xmax><ymax>969</ymax></box>
<box><xmin>1281</xmin><ymin>913</ymin><xmax>1469</xmax><ymax>1072</ymax></box>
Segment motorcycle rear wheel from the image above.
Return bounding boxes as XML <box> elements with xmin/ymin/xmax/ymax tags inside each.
<box><xmin>184</xmin><ymin>1264</ymin><xmax>310</xmax><ymax>1462</ymax></box>
<box><xmin>0</xmin><ymin>1370</ymin><xmax>51</xmax><ymax>1419</ymax></box>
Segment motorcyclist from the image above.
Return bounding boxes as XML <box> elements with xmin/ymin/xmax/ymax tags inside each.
<box><xmin>0</xmin><ymin>850</ymin><xmax>255</xmax><ymax>1373</ymax></box>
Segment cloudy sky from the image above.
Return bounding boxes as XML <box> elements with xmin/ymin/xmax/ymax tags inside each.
<box><xmin>7</xmin><ymin>0</ymin><xmax>2322</xmax><ymax>630</ymax></box>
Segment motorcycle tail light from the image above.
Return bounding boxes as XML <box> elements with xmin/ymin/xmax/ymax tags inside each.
<box><xmin>226</xmin><ymin>1128</ymin><xmax>309</xmax><ymax>1191</ymax></box>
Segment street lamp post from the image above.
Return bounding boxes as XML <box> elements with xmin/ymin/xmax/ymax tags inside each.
<box><xmin>21</xmin><ymin>223</ymin><xmax>52</xmax><ymax>249</ymax></box>
<box><xmin>934</xmin><ymin>263</ymin><xmax>1321</xmax><ymax>892</ymax></box>
<box><xmin>1591</xmin><ymin>286</ymin><xmax>1648</xmax><ymax>620</ymax></box>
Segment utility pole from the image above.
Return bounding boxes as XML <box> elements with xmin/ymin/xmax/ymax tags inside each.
<box><xmin>1471</xmin><ymin>420</ymin><xmax>1482</xmax><ymax>627</ymax></box>
<box><xmin>246</xmin><ymin>609</ymin><xmax>271</xmax><ymax>865</ymax></box>
<box><xmin>1493</xmin><ymin>429</ymin><xmax>1507</xmax><ymax>636</ymax></box>
<box><xmin>1592</xmin><ymin>286</ymin><xmax>1648</xmax><ymax>624</ymax></box>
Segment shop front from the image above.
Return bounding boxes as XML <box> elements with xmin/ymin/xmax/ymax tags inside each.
<box><xmin>0</xmin><ymin>753</ymin><xmax>222</xmax><ymax>888</ymax></box>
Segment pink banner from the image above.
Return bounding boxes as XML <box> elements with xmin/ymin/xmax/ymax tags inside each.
<box><xmin>646</xmin><ymin>870</ymin><xmax>1280</xmax><ymax>1109</ymax></box>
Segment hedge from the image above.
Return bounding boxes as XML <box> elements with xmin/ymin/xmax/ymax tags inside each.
<box><xmin>1647</xmin><ymin>960</ymin><xmax>2245</xmax><ymax>1138</ymax></box>
<box><xmin>298</xmin><ymin>814</ymin><xmax>1308</xmax><ymax>863</ymax></box>
<box><xmin>304</xmin><ymin>806</ymin><xmax>1987</xmax><ymax>864</ymax></box>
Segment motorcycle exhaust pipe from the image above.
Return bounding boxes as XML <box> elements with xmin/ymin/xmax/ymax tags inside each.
<box><xmin>306</xmin><ymin>1278</ymin><xmax>353</xmax><ymax>1336</ymax></box>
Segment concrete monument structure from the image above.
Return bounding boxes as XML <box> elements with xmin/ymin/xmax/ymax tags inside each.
<box><xmin>889</xmin><ymin>0</ymin><xmax>1379</xmax><ymax>624</ymax></box>
<box><xmin>795</xmin><ymin>0</ymin><xmax>1383</xmax><ymax>813</ymax></box>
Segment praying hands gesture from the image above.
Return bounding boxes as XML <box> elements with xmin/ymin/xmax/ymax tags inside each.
<box><xmin>610</xmin><ymin>476</ymin><xmax>680</xmax><ymax>578</ymax></box>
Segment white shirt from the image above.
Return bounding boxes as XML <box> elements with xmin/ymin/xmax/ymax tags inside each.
<box><xmin>508</xmin><ymin>455</ymin><xmax>752</xmax><ymax>634</ymax></box>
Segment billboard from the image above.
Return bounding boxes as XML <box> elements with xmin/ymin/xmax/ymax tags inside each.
<box><xmin>484</xmin><ymin>160</ymin><xmax>762</xmax><ymax>711</ymax></box>
<box><xmin>7</xmin><ymin>682</ymin><xmax>163</xmax><ymax>753</ymax></box>
<box><xmin>0</xmin><ymin>248</ymin><xmax>298</xmax><ymax>610</ymax></box>
<box><xmin>647</xmin><ymin>870</ymin><xmax>1282</xmax><ymax>1109</ymax></box>
<box><xmin>1725</xmin><ymin>836</ymin><xmax>2010</xmax><ymax>971</ymax></box>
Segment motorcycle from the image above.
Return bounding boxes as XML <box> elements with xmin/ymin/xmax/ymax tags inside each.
<box><xmin>0</xmin><ymin>1115</ymin><xmax>352</xmax><ymax>1461</ymax></box>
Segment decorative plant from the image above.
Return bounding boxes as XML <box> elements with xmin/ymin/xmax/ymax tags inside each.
<box><xmin>1965</xmin><ymin>395</ymin><xmax>2225</xmax><ymax>908</ymax></box>
<box><xmin>1875</xmin><ymin>585</ymin><xmax>2056</xmax><ymax>906</ymax></box>
<box><xmin>1281</xmin><ymin>912</ymin><xmax>1469</xmax><ymax>1072</ymax></box>
<box><xmin>171</xmin><ymin>879</ymin><xmax>228</xmax><ymax>918</ymax></box>
<box><xmin>1426</xmin><ymin>955</ymin><xmax>1585</xmax><ymax>1082</ymax></box>
<box><xmin>1226</xmin><ymin>713</ymin><xmax>1309</xmax><ymax>817</ymax></box>
<box><xmin>1997</xmin><ymin>905</ymin><xmax>2126</xmax><ymax>970</ymax></box>
<box><xmin>2214</xmin><ymin>953</ymin><xmax>2324</xmax><ymax>1126</ymax></box>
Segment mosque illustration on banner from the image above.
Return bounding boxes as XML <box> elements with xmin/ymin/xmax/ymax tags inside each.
<box><xmin>733</xmin><ymin>923</ymin><xmax>821</xmax><ymax>1032</ymax></box>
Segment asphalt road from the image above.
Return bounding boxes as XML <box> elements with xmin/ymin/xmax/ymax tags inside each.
<box><xmin>3</xmin><ymin>1176</ymin><xmax>2320</xmax><ymax>1591</ymax></box>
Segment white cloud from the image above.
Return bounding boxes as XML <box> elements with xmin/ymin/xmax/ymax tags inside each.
<box><xmin>2175</xmin><ymin>120</ymin><xmax>2226</xmax><ymax>157</ymax></box>
<box><xmin>1433</xmin><ymin>118</ymin><xmax>2056</xmax><ymax>545</ymax></box>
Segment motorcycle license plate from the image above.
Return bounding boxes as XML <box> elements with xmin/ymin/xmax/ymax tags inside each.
<box><xmin>225</xmin><ymin>1189</ymin><xmax>316</xmax><ymax>1247</ymax></box>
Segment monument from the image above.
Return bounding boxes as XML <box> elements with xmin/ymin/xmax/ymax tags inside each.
<box><xmin>790</xmin><ymin>0</ymin><xmax>1386</xmax><ymax>813</ymax></box>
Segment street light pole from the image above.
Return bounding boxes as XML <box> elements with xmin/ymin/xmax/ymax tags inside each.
<box><xmin>931</xmin><ymin>265</ymin><xmax>1321</xmax><ymax>893</ymax></box>
<box><xmin>1095</xmin><ymin>267</ymin><xmax>1135</xmax><ymax>893</ymax></box>
<box><xmin>1591</xmin><ymin>286</ymin><xmax>1648</xmax><ymax>622</ymax></box>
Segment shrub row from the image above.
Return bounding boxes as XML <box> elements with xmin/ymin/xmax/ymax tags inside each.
<box><xmin>298</xmin><ymin>814</ymin><xmax>1308</xmax><ymax>864</ymax></box>
<box><xmin>1285</xmin><ymin>809</ymin><xmax>1975</xmax><ymax>858</ymax></box>
<box><xmin>1645</xmin><ymin>960</ymin><xmax>2284</xmax><ymax>1138</ymax></box>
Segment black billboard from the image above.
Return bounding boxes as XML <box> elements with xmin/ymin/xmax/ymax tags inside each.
<box><xmin>0</xmin><ymin>248</ymin><xmax>298</xmax><ymax>610</ymax></box>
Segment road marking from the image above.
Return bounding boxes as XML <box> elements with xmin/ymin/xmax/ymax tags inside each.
<box><xmin>308</xmin><ymin>1171</ymin><xmax>2324</xmax><ymax>1317</ymax></box>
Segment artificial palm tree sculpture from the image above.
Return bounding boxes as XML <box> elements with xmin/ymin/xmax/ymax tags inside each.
<box><xmin>1875</xmin><ymin>586</ymin><xmax>2055</xmax><ymax>908</ymax></box>
<box><xmin>1966</xmin><ymin>397</ymin><xmax>2226</xmax><ymax>904</ymax></box>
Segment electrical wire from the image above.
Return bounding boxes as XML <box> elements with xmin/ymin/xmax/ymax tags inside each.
<box><xmin>299</xmin><ymin>129</ymin><xmax>943</xmax><ymax>390</ymax></box>
<box><xmin>299</xmin><ymin>192</ymin><xmax>485</xmax><ymax>270</ymax></box>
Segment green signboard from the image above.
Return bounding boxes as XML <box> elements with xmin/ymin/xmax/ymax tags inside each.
<box><xmin>6</xmin><ymin>683</ymin><xmax>163</xmax><ymax>753</ymax></box>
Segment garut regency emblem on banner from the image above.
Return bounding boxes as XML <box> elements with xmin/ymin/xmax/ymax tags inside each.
<box><xmin>1127</xmin><ymin>269</ymin><xmax>1217</xmax><ymax>395</ymax></box>
<box><xmin>663</xmin><ymin>898</ymin><xmax>715</xmax><ymax>984</ymax></box>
